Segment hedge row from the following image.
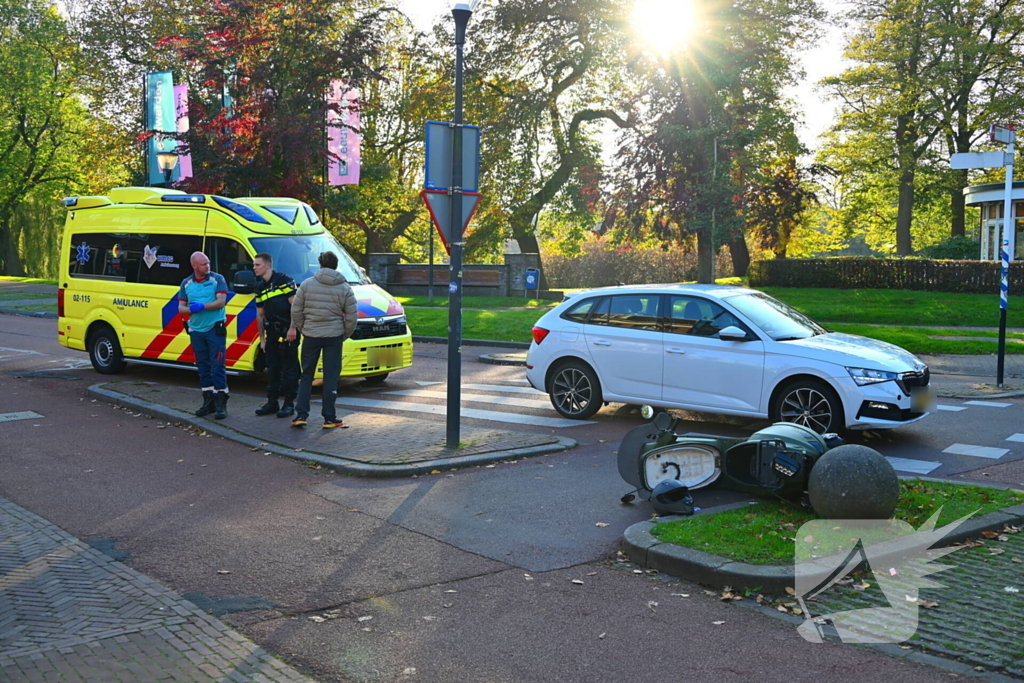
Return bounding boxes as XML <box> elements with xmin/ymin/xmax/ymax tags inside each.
<box><xmin>748</xmin><ymin>258</ymin><xmax>1024</xmax><ymax>293</ymax></box>
<box><xmin>543</xmin><ymin>241</ymin><xmax>732</xmax><ymax>289</ymax></box>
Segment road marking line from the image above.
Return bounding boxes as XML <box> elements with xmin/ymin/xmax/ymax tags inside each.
<box><xmin>936</xmin><ymin>404</ymin><xmax>967</xmax><ymax>412</ymax></box>
<box><xmin>384</xmin><ymin>389</ymin><xmax>552</xmax><ymax>409</ymax></box>
<box><xmin>0</xmin><ymin>346</ymin><xmax>43</xmax><ymax>356</ymax></box>
<box><xmin>0</xmin><ymin>411</ymin><xmax>44</xmax><ymax>423</ymax></box>
<box><xmin>415</xmin><ymin>381</ymin><xmax>443</xmax><ymax>386</ymax></box>
<box><xmin>462</xmin><ymin>383</ymin><xmax>546</xmax><ymax>395</ymax></box>
<box><xmin>964</xmin><ymin>401</ymin><xmax>1013</xmax><ymax>408</ymax></box>
<box><xmin>332</xmin><ymin>397</ymin><xmax>591</xmax><ymax>428</ymax></box>
<box><xmin>943</xmin><ymin>443</ymin><xmax>1010</xmax><ymax>459</ymax></box>
<box><xmin>1006</xmin><ymin>433</ymin><xmax>1024</xmax><ymax>443</ymax></box>
<box><xmin>885</xmin><ymin>457</ymin><xmax>941</xmax><ymax>475</ymax></box>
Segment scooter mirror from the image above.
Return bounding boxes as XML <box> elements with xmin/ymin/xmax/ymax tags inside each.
<box><xmin>653</xmin><ymin>411</ymin><xmax>673</xmax><ymax>431</ymax></box>
<box><xmin>640</xmin><ymin>405</ymin><xmax>655</xmax><ymax>420</ymax></box>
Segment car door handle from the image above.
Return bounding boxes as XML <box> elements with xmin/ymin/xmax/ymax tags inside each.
<box><xmin>592</xmin><ymin>340</ymin><xmax>612</xmax><ymax>346</ymax></box>
<box><xmin>666</xmin><ymin>347</ymin><xmax>686</xmax><ymax>355</ymax></box>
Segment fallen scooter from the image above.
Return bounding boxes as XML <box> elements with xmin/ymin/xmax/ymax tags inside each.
<box><xmin>618</xmin><ymin>408</ymin><xmax>843</xmax><ymax>515</ymax></box>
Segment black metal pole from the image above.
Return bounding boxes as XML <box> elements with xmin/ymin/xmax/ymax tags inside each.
<box><xmin>428</xmin><ymin>217</ymin><xmax>435</xmax><ymax>304</ymax></box>
<box><xmin>447</xmin><ymin>5</ymin><xmax>471</xmax><ymax>449</ymax></box>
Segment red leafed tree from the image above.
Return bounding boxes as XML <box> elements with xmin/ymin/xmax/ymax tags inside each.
<box><xmin>166</xmin><ymin>0</ymin><xmax>383</xmax><ymax>205</ymax></box>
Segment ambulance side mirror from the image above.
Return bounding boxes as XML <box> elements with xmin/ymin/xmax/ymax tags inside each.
<box><xmin>233</xmin><ymin>269</ymin><xmax>256</xmax><ymax>294</ymax></box>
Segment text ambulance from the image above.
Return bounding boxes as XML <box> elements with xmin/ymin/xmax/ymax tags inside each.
<box><xmin>57</xmin><ymin>187</ymin><xmax>411</xmax><ymax>381</ymax></box>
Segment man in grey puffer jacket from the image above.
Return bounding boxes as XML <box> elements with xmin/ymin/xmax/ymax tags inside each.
<box><xmin>286</xmin><ymin>251</ymin><xmax>359</xmax><ymax>428</ymax></box>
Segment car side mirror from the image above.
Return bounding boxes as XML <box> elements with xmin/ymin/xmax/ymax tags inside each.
<box><xmin>719</xmin><ymin>326</ymin><xmax>750</xmax><ymax>341</ymax></box>
<box><xmin>233</xmin><ymin>269</ymin><xmax>256</xmax><ymax>294</ymax></box>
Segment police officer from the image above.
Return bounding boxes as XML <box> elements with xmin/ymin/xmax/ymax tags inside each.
<box><xmin>178</xmin><ymin>251</ymin><xmax>229</xmax><ymax>418</ymax></box>
<box><xmin>253</xmin><ymin>253</ymin><xmax>300</xmax><ymax>417</ymax></box>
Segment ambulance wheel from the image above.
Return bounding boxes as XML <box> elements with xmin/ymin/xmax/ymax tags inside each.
<box><xmin>88</xmin><ymin>326</ymin><xmax>126</xmax><ymax>375</ymax></box>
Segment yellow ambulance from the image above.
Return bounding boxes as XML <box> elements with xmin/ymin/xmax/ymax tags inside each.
<box><xmin>57</xmin><ymin>187</ymin><xmax>412</xmax><ymax>381</ymax></box>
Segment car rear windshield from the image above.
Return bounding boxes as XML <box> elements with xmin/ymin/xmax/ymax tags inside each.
<box><xmin>249</xmin><ymin>234</ymin><xmax>367</xmax><ymax>286</ymax></box>
<box><xmin>726</xmin><ymin>292</ymin><xmax>826</xmax><ymax>341</ymax></box>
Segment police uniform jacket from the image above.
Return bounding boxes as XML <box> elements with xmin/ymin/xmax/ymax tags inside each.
<box><xmin>255</xmin><ymin>271</ymin><xmax>297</xmax><ymax>331</ymax></box>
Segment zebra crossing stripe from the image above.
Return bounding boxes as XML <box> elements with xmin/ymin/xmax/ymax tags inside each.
<box><xmin>935</xmin><ymin>404</ymin><xmax>967</xmax><ymax>412</ymax></box>
<box><xmin>462</xmin><ymin>383</ymin><xmax>545</xmax><ymax>395</ymax></box>
<box><xmin>943</xmin><ymin>443</ymin><xmax>1010</xmax><ymax>459</ymax></box>
<box><xmin>964</xmin><ymin>401</ymin><xmax>1013</xmax><ymax>408</ymax></box>
<box><xmin>885</xmin><ymin>456</ymin><xmax>941</xmax><ymax>475</ymax></box>
<box><xmin>0</xmin><ymin>412</ymin><xmax>44</xmax><ymax>424</ymax></box>
<box><xmin>384</xmin><ymin>389</ymin><xmax>551</xmax><ymax>409</ymax></box>
<box><xmin>332</xmin><ymin>397</ymin><xmax>592</xmax><ymax>428</ymax></box>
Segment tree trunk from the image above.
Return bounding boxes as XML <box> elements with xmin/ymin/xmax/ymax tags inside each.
<box><xmin>728</xmin><ymin>237</ymin><xmax>750</xmax><ymax>278</ymax></box>
<box><xmin>950</xmin><ymin>169</ymin><xmax>967</xmax><ymax>238</ymax></box>
<box><xmin>896</xmin><ymin>164</ymin><xmax>916</xmax><ymax>256</ymax></box>
<box><xmin>696</xmin><ymin>229</ymin><xmax>714</xmax><ymax>283</ymax></box>
<box><xmin>0</xmin><ymin>221</ymin><xmax>25</xmax><ymax>277</ymax></box>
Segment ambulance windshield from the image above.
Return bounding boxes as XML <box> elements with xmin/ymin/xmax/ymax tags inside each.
<box><xmin>249</xmin><ymin>234</ymin><xmax>368</xmax><ymax>286</ymax></box>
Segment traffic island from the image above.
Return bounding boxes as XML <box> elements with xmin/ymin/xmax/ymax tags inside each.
<box><xmin>89</xmin><ymin>381</ymin><xmax>575</xmax><ymax>477</ymax></box>
<box><xmin>622</xmin><ymin>479</ymin><xmax>1024</xmax><ymax>677</ymax></box>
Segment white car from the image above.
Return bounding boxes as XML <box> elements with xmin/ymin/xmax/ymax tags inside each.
<box><xmin>525</xmin><ymin>284</ymin><xmax>932</xmax><ymax>432</ymax></box>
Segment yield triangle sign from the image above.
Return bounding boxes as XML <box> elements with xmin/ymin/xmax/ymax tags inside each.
<box><xmin>421</xmin><ymin>189</ymin><xmax>481</xmax><ymax>255</ymax></box>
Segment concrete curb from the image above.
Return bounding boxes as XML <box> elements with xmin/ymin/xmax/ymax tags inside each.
<box><xmin>478</xmin><ymin>353</ymin><xmax>527</xmax><ymax>366</ymax></box>
<box><xmin>622</xmin><ymin>479</ymin><xmax>1024</xmax><ymax>595</ymax></box>
<box><xmin>0</xmin><ymin>307</ymin><xmax>57</xmax><ymax>319</ymax></box>
<box><xmin>413</xmin><ymin>335</ymin><xmax>531</xmax><ymax>350</ymax></box>
<box><xmin>937</xmin><ymin>389</ymin><xmax>1024</xmax><ymax>400</ymax></box>
<box><xmin>87</xmin><ymin>383</ymin><xmax>576</xmax><ymax>478</ymax></box>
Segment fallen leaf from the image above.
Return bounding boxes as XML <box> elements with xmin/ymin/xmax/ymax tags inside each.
<box><xmin>84</xmin><ymin>469</ymin><xmax>94</xmax><ymax>473</ymax></box>
<box><xmin>445</xmin><ymin>590</ymin><xmax>457</xmax><ymax>593</ymax></box>
<box><xmin>784</xmin><ymin>587</ymin><xmax>796</xmax><ymax>596</ymax></box>
<box><xmin>917</xmin><ymin>599</ymin><xmax>939</xmax><ymax>609</ymax></box>
<box><xmin>587</xmin><ymin>572</ymin><xmax>598</xmax><ymax>576</ymax></box>
<box><xmin>1004</xmin><ymin>586</ymin><xmax>1020</xmax><ymax>593</ymax></box>
<box><xmin>177</xmin><ymin>459</ymin><xmax>184</xmax><ymax>463</ymax></box>
<box><xmin>572</xmin><ymin>579</ymin><xmax>584</xmax><ymax>585</ymax></box>
<box><xmin>791</xmin><ymin>608</ymin><xmax>803</xmax><ymax>615</ymax></box>
<box><xmin>309</xmin><ymin>616</ymin><xmax>325</xmax><ymax>623</ymax></box>
<box><xmin>217</xmin><ymin>570</ymin><xmax>231</xmax><ymax>574</ymax></box>
<box><xmin>430</xmin><ymin>469</ymin><xmax>441</xmax><ymax>474</ymax></box>
<box><xmin>357</xmin><ymin>616</ymin><xmax>373</xmax><ymax>622</ymax></box>
<box><xmin>712</xmin><ymin>620</ymin><xmax>725</xmax><ymax>625</ymax></box>
<box><xmin>250</xmin><ymin>447</ymin><xmax>259</xmax><ymax>452</ymax></box>
<box><xmin>598</xmin><ymin>633</ymin><xmax>606</xmax><ymax>639</ymax></box>
<box><xmin>595</xmin><ymin>522</ymin><xmax>610</xmax><ymax>528</ymax></box>
<box><xmin>990</xmin><ymin>548</ymin><xmax>1006</xmax><ymax>556</ymax></box>
<box><xmin>776</xmin><ymin>605</ymin><xmax>788</xmax><ymax>613</ymax></box>
<box><xmin>633</xmin><ymin>570</ymin><xmax>643</xmax><ymax>575</ymax></box>
<box><xmin>803</xmin><ymin>535</ymin><xmax>815</xmax><ymax>543</ymax></box>
<box><xmin>422</xmin><ymin>616</ymin><xmax>437</xmax><ymax>621</ymax></box>
<box><xmin>403</xmin><ymin>668</ymin><xmax>416</xmax><ymax>675</ymax></box>
<box><xmin>671</xmin><ymin>593</ymin><xmax>690</xmax><ymax>598</ymax></box>
<box><xmin>443</xmin><ymin>603</ymin><xmax>454</xmax><ymax>608</ymax></box>
<box><xmin>998</xmin><ymin>535</ymin><xmax>1010</xmax><ymax>542</ymax></box>
<box><xmin>982</xmin><ymin>531</ymin><xmax>1000</xmax><ymax>539</ymax></box>
<box><xmin>1012</xmin><ymin>557</ymin><xmax>1023</xmax><ymax>564</ymax></box>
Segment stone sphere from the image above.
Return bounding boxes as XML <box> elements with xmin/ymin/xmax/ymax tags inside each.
<box><xmin>808</xmin><ymin>444</ymin><xmax>899</xmax><ymax>519</ymax></box>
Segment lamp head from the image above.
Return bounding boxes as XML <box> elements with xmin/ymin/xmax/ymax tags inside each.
<box><xmin>156</xmin><ymin>150</ymin><xmax>180</xmax><ymax>173</ymax></box>
<box><xmin>452</xmin><ymin>1</ymin><xmax>473</xmax><ymax>45</ymax></box>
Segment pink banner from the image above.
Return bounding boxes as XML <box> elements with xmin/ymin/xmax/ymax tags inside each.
<box><xmin>174</xmin><ymin>83</ymin><xmax>193</xmax><ymax>180</ymax></box>
<box><xmin>327</xmin><ymin>80</ymin><xmax>360</xmax><ymax>185</ymax></box>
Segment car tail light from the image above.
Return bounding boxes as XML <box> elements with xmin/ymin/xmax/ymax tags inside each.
<box><xmin>532</xmin><ymin>327</ymin><xmax>550</xmax><ymax>344</ymax></box>
<box><xmin>57</xmin><ymin>288</ymin><xmax>65</xmax><ymax>318</ymax></box>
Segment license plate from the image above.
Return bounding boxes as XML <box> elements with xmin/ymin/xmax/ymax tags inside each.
<box><xmin>911</xmin><ymin>387</ymin><xmax>934</xmax><ymax>412</ymax></box>
<box><xmin>368</xmin><ymin>346</ymin><xmax>402</xmax><ymax>368</ymax></box>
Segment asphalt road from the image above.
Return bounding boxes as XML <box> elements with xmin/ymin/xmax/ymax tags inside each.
<box><xmin>1</xmin><ymin>312</ymin><xmax>1018</xmax><ymax>682</ymax></box>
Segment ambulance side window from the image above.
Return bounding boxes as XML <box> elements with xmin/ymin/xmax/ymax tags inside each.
<box><xmin>69</xmin><ymin>233</ymin><xmax>125</xmax><ymax>281</ymax></box>
<box><xmin>132</xmin><ymin>234</ymin><xmax>203</xmax><ymax>287</ymax></box>
<box><xmin>207</xmin><ymin>237</ymin><xmax>254</xmax><ymax>291</ymax></box>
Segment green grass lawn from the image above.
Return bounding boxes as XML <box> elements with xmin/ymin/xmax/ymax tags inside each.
<box><xmin>0</xmin><ymin>291</ymin><xmax>55</xmax><ymax>301</ymax></box>
<box><xmin>762</xmin><ymin>287</ymin><xmax>1024</xmax><ymax>329</ymax></box>
<box><xmin>827</xmin><ymin>323</ymin><xmax>1024</xmax><ymax>355</ymax></box>
<box><xmin>0</xmin><ymin>276</ymin><xmax>58</xmax><ymax>285</ymax></box>
<box><xmin>397</xmin><ymin>295</ymin><xmax>558</xmax><ymax>309</ymax></box>
<box><xmin>408</xmin><ymin>307</ymin><xmax>539</xmax><ymax>343</ymax></box>
<box><xmin>650</xmin><ymin>479</ymin><xmax>1024</xmax><ymax>565</ymax></box>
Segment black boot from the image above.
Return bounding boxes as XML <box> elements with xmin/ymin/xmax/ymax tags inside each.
<box><xmin>214</xmin><ymin>392</ymin><xmax>229</xmax><ymax>420</ymax></box>
<box><xmin>195</xmin><ymin>391</ymin><xmax>216</xmax><ymax>417</ymax></box>
<box><xmin>255</xmin><ymin>395</ymin><xmax>279</xmax><ymax>416</ymax></box>
<box><xmin>276</xmin><ymin>396</ymin><xmax>295</xmax><ymax>418</ymax></box>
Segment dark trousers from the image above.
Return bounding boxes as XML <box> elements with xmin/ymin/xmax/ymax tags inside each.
<box><xmin>189</xmin><ymin>328</ymin><xmax>228</xmax><ymax>392</ymax></box>
<box><xmin>295</xmin><ymin>335</ymin><xmax>343</xmax><ymax>421</ymax></box>
<box><xmin>264</xmin><ymin>332</ymin><xmax>299</xmax><ymax>400</ymax></box>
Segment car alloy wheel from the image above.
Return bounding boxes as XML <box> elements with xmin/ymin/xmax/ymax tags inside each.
<box><xmin>549</xmin><ymin>361</ymin><xmax>602</xmax><ymax>419</ymax></box>
<box><xmin>773</xmin><ymin>379</ymin><xmax>843</xmax><ymax>434</ymax></box>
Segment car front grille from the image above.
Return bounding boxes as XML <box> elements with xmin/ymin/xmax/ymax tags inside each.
<box><xmin>350</xmin><ymin>319</ymin><xmax>407</xmax><ymax>341</ymax></box>
<box><xmin>896</xmin><ymin>368</ymin><xmax>929</xmax><ymax>395</ymax></box>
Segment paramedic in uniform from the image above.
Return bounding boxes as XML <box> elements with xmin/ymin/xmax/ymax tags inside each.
<box><xmin>178</xmin><ymin>251</ymin><xmax>230</xmax><ymax>419</ymax></box>
<box><xmin>252</xmin><ymin>252</ymin><xmax>299</xmax><ymax>418</ymax></box>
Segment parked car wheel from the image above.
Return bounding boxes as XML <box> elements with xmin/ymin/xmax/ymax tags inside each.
<box><xmin>549</xmin><ymin>361</ymin><xmax>602</xmax><ymax>419</ymax></box>
<box><xmin>771</xmin><ymin>378</ymin><xmax>844</xmax><ymax>434</ymax></box>
<box><xmin>88</xmin><ymin>325</ymin><xmax>127</xmax><ymax>375</ymax></box>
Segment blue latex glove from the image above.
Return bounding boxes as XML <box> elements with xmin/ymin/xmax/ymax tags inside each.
<box><xmin>188</xmin><ymin>302</ymin><xmax>205</xmax><ymax>314</ymax></box>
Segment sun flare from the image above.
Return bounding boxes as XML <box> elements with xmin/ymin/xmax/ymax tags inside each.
<box><xmin>631</xmin><ymin>0</ymin><xmax>697</xmax><ymax>55</ymax></box>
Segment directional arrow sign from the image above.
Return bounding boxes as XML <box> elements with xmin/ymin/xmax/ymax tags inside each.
<box><xmin>950</xmin><ymin>151</ymin><xmax>1008</xmax><ymax>169</ymax></box>
<box><xmin>421</xmin><ymin>189</ymin><xmax>481</xmax><ymax>255</ymax></box>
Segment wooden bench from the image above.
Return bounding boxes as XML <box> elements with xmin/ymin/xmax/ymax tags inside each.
<box><xmin>390</xmin><ymin>268</ymin><xmax>501</xmax><ymax>287</ymax></box>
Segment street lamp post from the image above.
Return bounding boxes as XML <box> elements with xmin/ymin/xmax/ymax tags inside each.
<box><xmin>446</xmin><ymin>2</ymin><xmax>473</xmax><ymax>449</ymax></box>
<box><xmin>156</xmin><ymin>148</ymin><xmax>179</xmax><ymax>185</ymax></box>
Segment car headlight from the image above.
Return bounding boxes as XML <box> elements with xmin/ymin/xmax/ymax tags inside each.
<box><xmin>846</xmin><ymin>367</ymin><xmax>899</xmax><ymax>386</ymax></box>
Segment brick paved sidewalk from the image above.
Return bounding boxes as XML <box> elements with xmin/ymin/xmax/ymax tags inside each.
<box><xmin>0</xmin><ymin>495</ymin><xmax>312</xmax><ymax>682</ymax></box>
